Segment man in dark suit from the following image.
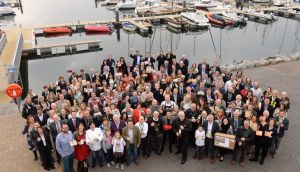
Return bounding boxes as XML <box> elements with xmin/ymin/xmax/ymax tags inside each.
<box><xmin>209</xmin><ymin>61</ymin><xmax>221</xmax><ymax>76</ymax></box>
<box><xmin>165</xmin><ymin>49</ymin><xmax>176</xmax><ymax>66</ymax></box>
<box><xmin>203</xmin><ymin>114</ymin><xmax>219</xmax><ymax>164</ymax></box>
<box><xmin>259</xmin><ymin>98</ymin><xmax>274</xmax><ymax>117</ymax></box>
<box><xmin>130</xmin><ymin>50</ymin><xmax>143</xmax><ymax>67</ymax></box>
<box><xmin>224</xmin><ymin>87</ymin><xmax>237</xmax><ymax>105</ymax></box>
<box><xmin>178</xmin><ymin>82</ymin><xmax>186</xmax><ymax>98</ymax></box>
<box><xmin>22</xmin><ymin>96</ymin><xmax>37</xmax><ymax>119</ymax></box>
<box><xmin>33</xmin><ymin>106</ymin><xmax>49</xmax><ymax>127</ymax></box>
<box><xmin>172</xmin><ymin>111</ymin><xmax>192</xmax><ymax>164</ymax></box>
<box><xmin>198</xmin><ymin>60</ymin><xmax>210</xmax><ymax>76</ymax></box>
<box><xmin>67</xmin><ymin>110</ymin><xmax>81</xmax><ymax>133</ymax></box>
<box><xmin>180</xmin><ymin>55</ymin><xmax>189</xmax><ymax>67</ymax></box>
<box><xmin>274</xmin><ymin>110</ymin><xmax>289</xmax><ymax>157</ymax></box>
<box><xmin>171</xmin><ymin>88</ymin><xmax>182</xmax><ymax>107</ymax></box>
<box><xmin>230</xmin><ymin>110</ymin><xmax>243</xmax><ymax>134</ymax></box>
<box><xmin>144</xmin><ymin>52</ymin><xmax>156</xmax><ymax>67</ymax></box>
<box><xmin>156</xmin><ymin>51</ymin><xmax>166</xmax><ymax>70</ymax></box>
<box><xmin>106</xmin><ymin>54</ymin><xmax>116</xmax><ymax>76</ymax></box>
<box><xmin>78</xmin><ymin>69</ymin><xmax>91</xmax><ymax>82</ymax></box>
<box><xmin>49</xmin><ymin>114</ymin><xmax>65</xmax><ymax>164</ymax></box>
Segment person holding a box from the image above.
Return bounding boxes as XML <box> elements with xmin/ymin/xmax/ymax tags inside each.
<box><xmin>203</xmin><ymin>114</ymin><xmax>219</xmax><ymax>164</ymax></box>
<box><xmin>232</xmin><ymin>120</ymin><xmax>254</xmax><ymax>167</ymax></box>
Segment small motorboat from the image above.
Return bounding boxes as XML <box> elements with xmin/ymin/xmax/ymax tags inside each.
<box><xmin>84</xmin><ymin>25</ymin><xmax>111</xmax><ymax>33</ymax></box>
<box><xmin>166</xmin><ymin>17</ymin><xmax>188</xmax><ymax>30</ymax></box>
<box><xmin>181</xmin><ymin>12</ymin><xmax>210</xmax><ymax>29</ymax></box>
<box><xmin>206</xmin><ymin>12</ymin><xmax>233</xmax><ymax>27</ymax></box>
<box><xmin>43</xmin><ymin>27</ymin><xmax>72</xmax><ymax>34</ymax></box>
<box><xmin>115</xmin><ymin>0</ymin><xmax>139</xmax><ymax>10</ymax></box>
<box><xmin>194</xmin><ymin>0</ymin><xmax>221</xmax><ymax>10</ymax></box>
<box><xmin>122</xmin><ymin>21</ymin><xmax>136</xmax><ymax>32</ymax></box>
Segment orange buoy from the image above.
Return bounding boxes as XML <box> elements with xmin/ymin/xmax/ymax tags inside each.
<box><xmin>6</xmin><ymin>84</ymin><xmax>22</xmax><ymax>98</ymax></box>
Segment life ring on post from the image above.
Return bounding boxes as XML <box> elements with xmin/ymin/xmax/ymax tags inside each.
<box><xmin>6</xmin><ymin>84</ymin><xmax>23</xmax><ymax>98</ymax></box>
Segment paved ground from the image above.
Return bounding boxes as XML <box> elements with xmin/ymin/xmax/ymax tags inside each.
<box><xmin>0</xmin><ymin>61</ymin><xmax>299</xmax><ymax>172</ymax></box>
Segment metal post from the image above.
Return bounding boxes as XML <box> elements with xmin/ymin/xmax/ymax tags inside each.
<box><xmin>115</xmin><ymin>11</ymin><xmax>120</xmax><ymax>23</ymax></box>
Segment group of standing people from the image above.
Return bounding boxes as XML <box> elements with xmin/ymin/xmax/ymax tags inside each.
<box><xmin>22</xmin><ymin>50</ymin><xmax>290</xmax><ymax>171</ymax></box>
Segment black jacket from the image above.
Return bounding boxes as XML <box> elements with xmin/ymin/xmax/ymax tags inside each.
<box><xmin>202</xmin><ymin>120</ymin><xmax>219</xmax><ymax>139</ymax></box>
<box><xmin>172</xmin><ymin>118</ymin><xmax>192</xmax><ymax>141</ymax></box>
<box><xmin>22</xmin><ymin>103</ymin><xmax>36</xmax><ymax>119</ymax></box>
<box><xmin>235</xmin><ymin>127</ymin><xmax>254</xmax><ymax>146</ymax></box>
<box><xmin>33</xmin><ymin>113</ymin><xmax>49</xmax><ymax>127</ymax></box>
<box><xmin>275</xmin><ymin>116</ymin><xmax>289</xmax><ymax>137</ymax></box>
<box><xmin>148</xmin><ymin>117</ymin><xmax>163</xmax><ymax>137</ymax></box>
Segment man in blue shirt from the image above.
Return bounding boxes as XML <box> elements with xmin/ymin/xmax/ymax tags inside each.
<box><xmin>56</xmin><ymin>123</ymin><xmax>75</xmax><ymax>172</ymax></box>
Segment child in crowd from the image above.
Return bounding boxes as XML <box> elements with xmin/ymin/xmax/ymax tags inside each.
<box><xmin>112</xmin><ymin>131</ymin><xmax>126</xmax><ymax>170</ymax></box>
<box><xmin>103</xmin><ymin>129</ymin><xmax>114</xmax><ymax>168</ymax></box>
<box><xmin>194</xmin><ymin>126</ymin><xmax>205</xmax><ymax>160</ymax></box>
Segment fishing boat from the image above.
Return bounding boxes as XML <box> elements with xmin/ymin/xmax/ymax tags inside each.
<box><xmin>206</xmin><ymin>12</ymin><xmax>233</xmax><ymax>27</ymax></box>
<box><xmin>181</xmin><ymin>12</ymin><xmax>210</xmax><ymax>28</ymax></box>
<box><xmin>115</xmin><ymin>0</ymin><xmax>139</xmax><ymax>10</ymax></box>
<box><xmin>43</xmin><ymin>27</ymin><xmax>72</xmax><ymax>34</ymax></box>
<box><xmin>166</xmin><ymin>17</ymin><xmax>188</xmax><ymax>30</ymax></box>
<box><xmin>0</xmin><ymin>1</ymin><xmax>15</xmax><ymax>16</ymax></box>
<box><xmin>122</xmin><ymin>21</ymin><xmax>136</xmax><ymax>32</ymax></box>
<box><xmin>135</xmin><ymin>0</ymin><xmax>183</xmax><ymax>17</ymax></box>
<box><xmin>84</xmin><ymin>25</ymin><xmax>111</xmax><ymax>33</ymax></box>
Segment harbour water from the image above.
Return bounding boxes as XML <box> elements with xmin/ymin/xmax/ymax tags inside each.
<box><xmin>1</xmin><ymin>0</ymin><xmax>300</xmax><ymax>92</ymax></box>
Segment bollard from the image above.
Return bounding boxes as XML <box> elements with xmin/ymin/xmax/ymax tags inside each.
<box><xmin>183</xmin><ymin>1</ymin><xmax>186</xmax><ymax>9</ymax></box>
<box><xmin>115</xmin><ymin>11</ymin><xmax>120</xmax><ymax>23</ymax></box>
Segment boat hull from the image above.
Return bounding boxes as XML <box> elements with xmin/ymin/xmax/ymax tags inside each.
<box><xmin>43</xmin><ymin>27</ymin><xmax>72</xmax><ymax>34</ymax></box>
<box><xmin>84</xmin><ymin>25</ymin><xmax>111</xmax><ymax>32</ymax></box>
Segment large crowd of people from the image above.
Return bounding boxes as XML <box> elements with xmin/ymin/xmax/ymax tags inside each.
<box><xmin>22</xmin><ymin>50</ymin><xmax>290</xmax><ymax>172</ymax></box>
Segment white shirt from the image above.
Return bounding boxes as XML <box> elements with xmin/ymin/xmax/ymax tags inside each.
<box><xmin>224</xmin><ymin>80</ymin><xmax>236</xmax><ymax>92</ymax></box>
<box><xmin>195</xmin><ymin>130</ymin><xmax>205</xmax><ymax>146</ymax></box>
<box><xmin>135</xmin><ymin>122</ymin><xmax>148</xmax><ymax>138</ymax></box>
<box><xmin>112</xmin><ymin>137</ymin><xmax>126</xmax><ymax>153</ymax></box>
<box><xmin>206</xmin><ymin>122</ymin><xmax>213</xmax><ymax>138</ymax></box>
<box><xmin>251</xmin><ymin>87</ymin><xmax>263</xmax><ymax>102</ymax></box>
<box><xmin>41</xmin><ymin>135</ymin><xmax>46</xmax><ymax>146</ymax></box>
<box><xmin>86</xmin><ymin>128</ymin><xmax>103</xmax><ymax>151</ymax></box>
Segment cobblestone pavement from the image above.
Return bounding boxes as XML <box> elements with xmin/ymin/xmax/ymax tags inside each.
<box><xmin>0</xmin><ymin>61</ymin><xmax>299</xmax><ymax>172</ymax></box>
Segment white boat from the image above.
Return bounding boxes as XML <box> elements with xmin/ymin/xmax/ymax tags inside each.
<box><xmin>115</xmin><ymin>0</ymin><xmax>139</xmax><ymax>10</ymax></box>
<box><xmin>194</xmin><ymin>0</ymin><xmax>221</xmax><ymax>9</ymax></box>
<box><xmin>101</xmin><ymin>0</ymin><xmax>119</xmax><ymax>6</ymax></box>
<box><xmin>207</xmin><ymin>4</ymin><xmax>234</xmax><ymax>14</ymax></box>
<box><xmin>0</xmin><ymin>1</ymin><xmax>15</xmax><ymax>16</ymax></box>
<box><xmin>245</xmin><ymin>10</ymin><xmax>277</xmax><ymax>23</ymax></box>
<box><xmin>181</xmin><ymin>12</ymin><xmax>210</xmax><ymax>27</ymax></box>
<box><xmin>135</xmin><ymin>0</ymin><xmax>183</xmax><ymax>16</ymax></box>
<box><xmin>222</xmin><ymin>11</ymin><xmax>243</xmax><ymax>22</ymax></box>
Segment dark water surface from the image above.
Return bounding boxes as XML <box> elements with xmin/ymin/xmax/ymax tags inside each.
<box><xmin>2</xmin><ymin>0</ymin><xmax>300</xmax><ymax>92</ymax></box>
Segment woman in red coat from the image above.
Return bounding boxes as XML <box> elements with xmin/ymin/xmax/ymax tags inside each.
<box><xmin>74</xmin><ymin>123</ymin><xmax>91</xmax><ymax>172</ymax></box>
<box><xmin>133</xmin><ymin>103</ymin><xmax>146</xmax><ymax>124</ymax></box>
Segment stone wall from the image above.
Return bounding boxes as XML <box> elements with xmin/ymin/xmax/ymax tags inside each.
<box><xmin>220</xmin><ymin>52</ymin><xmax>300</xmax><ymax>71</ymax></box>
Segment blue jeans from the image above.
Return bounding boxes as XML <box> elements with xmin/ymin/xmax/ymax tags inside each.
<box><xmin>62</xmin><ymin>153</ymin><xmax>74</xmax><ymax>172</ymax></box>
<box><xmin>91</xmin><ymin>149</ymin><xmax>103</xmax><ymax>167</ymax></box>
<box><xmin>104</xmin><ymin>148</ymin><xmax>113</xmax><ymax>163</ymax></box>
<box><xmin>127</xmin><ymin>144</ymin><xmax>138</xmax><ymax>164</ymax></box>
